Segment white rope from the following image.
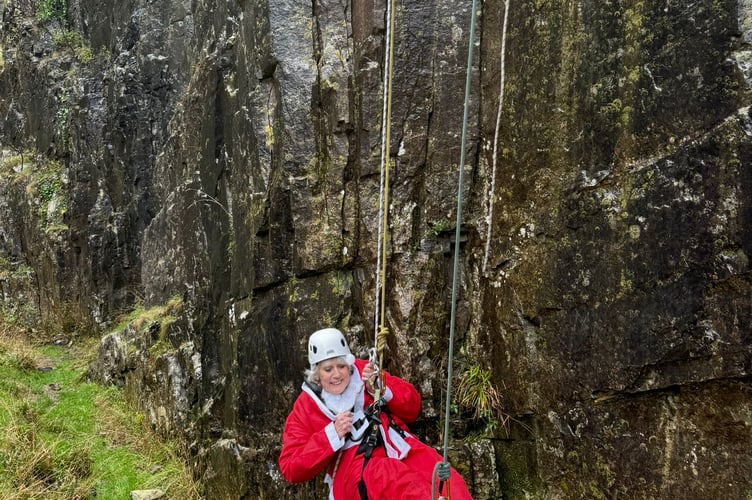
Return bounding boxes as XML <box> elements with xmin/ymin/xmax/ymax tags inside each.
<box><xmin>483</xmin><ymin>0</ymin><xmax>511</xmax><ymax>275</ymax></box>
<box><xmin>373</xmin><ymin>0</ymin><xmax>396</xmax><ymax>348</ymax></box>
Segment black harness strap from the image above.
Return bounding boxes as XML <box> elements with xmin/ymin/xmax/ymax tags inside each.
<box><xmin>356</xmin><ymin>411</ymin><xmax>413</xmax><ymax>500</ymax></box>
<box><xmin>355</xmin><ymin>399</ymin><xmax>389</xmax><ymax>500</ymax></box>
<box><xmin>356</xmin><ymin>416</ymin><xmax>382</xmax><ymax>500</ymax></box>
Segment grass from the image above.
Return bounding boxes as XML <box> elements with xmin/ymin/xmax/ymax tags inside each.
<box><xmin>0</xmin><ymin>326</ymin><xmax>201</xmax><ymax>499</ymax></box>
<box><xmin>455</xmin><ymin>362</ymin><xmax>508</xmax><ymax>436</ymax></box>
<box><xmin>2</xmin><ymin>151</ymin><xmax>69</xmax><ymax>235</ymax></box>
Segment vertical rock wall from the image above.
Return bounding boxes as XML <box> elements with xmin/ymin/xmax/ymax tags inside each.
<box><xmin>476</xmin><ymin>0</ymin><xmax>752</xmax><ymax>498</ymax></box>
<box><xmin>1</xmin><ymin>0</ymin><xmax>751</xmax><ymax>498</ymax></box>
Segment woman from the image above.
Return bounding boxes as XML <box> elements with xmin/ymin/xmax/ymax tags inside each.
<box><xmin>279</xmin><ymin>327</ymin><xmax>473</xmax><ymax>499</ymax></box>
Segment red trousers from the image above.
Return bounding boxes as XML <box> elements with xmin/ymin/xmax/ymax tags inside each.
<box><xmin>335</xmin><ymin>437</ymin><xmax>473</xmax><ymax>500</ymax></box>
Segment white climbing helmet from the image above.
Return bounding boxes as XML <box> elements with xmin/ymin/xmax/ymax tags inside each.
<box><xmin>308</xmin><ymin>328</ymin><xmax>355</xmax><ymax>366</ymax></box>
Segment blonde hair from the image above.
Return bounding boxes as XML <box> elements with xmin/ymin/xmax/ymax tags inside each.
<box><xmin>304</xmin><ymin>356</ymin><xmax>352</xmax><ymax>385</ymax></box>
<box><xmin>304</xmin><ymin>365</ymin><xmax>321</xmax><ymax>385</ymax></box>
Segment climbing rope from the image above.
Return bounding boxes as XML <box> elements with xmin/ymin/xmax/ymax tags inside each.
<box><xmin>483</xmin><ymin>0</ymin><xmax>511</xmax><ymax>275</ymax></box>
<box><xmin>368</xmin><ymin>0</ymin><xmax>480</xmax><ymax>496</ymax></box>
<box><xmin>372</xmin><ymin>0</ymin><xmax>398</xmax><ymax>399</ymax></box>
<box><xmin>432</xmin><ymin>1</ymin><xmax>479</xmax><ymax>498</ymax></box>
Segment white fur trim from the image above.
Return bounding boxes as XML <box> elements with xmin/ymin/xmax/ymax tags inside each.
<box><xmin>383</xmin><ymin>426</ymin><xmax>411</xmax><ymax>459</ymax></box>
<box><xmin>324</xmin><ymin>422</ymin><xmax>344</xmax><ymax>451</ymax></box>
<box><xmin>300</xmin><ymin>369</ymin><xmax>365</xmax><ymax>419</ymax></box>
<box><xmin>324</xmin><ymin>473</ymin><xmax>335</xmax><ymax>500</ymax></box>
<box><xmin>383</xmin><ymin>386</ymin><xmax>394</xmax><ymax>402</ymax></box>
<box><xmin>322</xmin><ymin>375</ymin><xmax>364</xmax><ymax>414</ymax></box>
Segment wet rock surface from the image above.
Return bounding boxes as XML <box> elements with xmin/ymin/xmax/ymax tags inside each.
<box><xmin>1</xmin><ymin>0</ymin><xmax>751</xmax><ymax>498</ymax></box>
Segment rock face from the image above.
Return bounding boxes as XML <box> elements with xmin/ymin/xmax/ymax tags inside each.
<box><xmin>2</xmin><ymin>0</ymin><xmax>752</xmax><ymax>498</ymax></box>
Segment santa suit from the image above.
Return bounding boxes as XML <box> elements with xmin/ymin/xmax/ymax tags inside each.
<box><xmin>279</xmin><ymin>359</ymin><xmax>473</xmax><ymax>500</ymax></box>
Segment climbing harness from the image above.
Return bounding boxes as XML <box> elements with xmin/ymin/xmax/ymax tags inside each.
<box><xmin>353</xmin><ymin>396</ymin><xmax>413</xmax><ymax>500</ymax></box>
<box><xmin>432</xmin><ymin>1</ymin><xmax>480</xmax><ymax>499</ymax></box>
<box><xmin>308</xmin><ymin>378</ymin><xmax>383</xmax><ymax>492</ymax></box>
<box><xmin>355</xmin><ymin>398</ymin><xmax>386</xmax><ymax>500</ymax></box>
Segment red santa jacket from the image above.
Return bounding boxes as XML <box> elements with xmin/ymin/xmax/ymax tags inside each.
<box><xmin>278</xmin><ymin>359</ymin><xmax>421</xmax><ymax>485</ymax></box>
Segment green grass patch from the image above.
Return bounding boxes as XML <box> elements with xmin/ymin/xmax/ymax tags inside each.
<box><xmin>2</xmin><ymin>151</ymin><xmax>69</xmax><ymax>234</ymax></box>
<box><xmin>53</xmin><ymin>30</ymin><xmax>93</xmax><ymax>63</ymax></box>
<box><xmin>0</xmin><ymin>329</ymin><xmax>201</xmax><ymax>499</ymax></box>
<box><xmin>36</xmin><ymin>0</ymin><xmax>67</xmax><ymax>22</ymax></box>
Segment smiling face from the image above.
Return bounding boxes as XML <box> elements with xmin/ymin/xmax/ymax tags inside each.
<box><xmin>318</xmin><ymin>357</ymin><xmax>351</xmax><ymax>395</ymax></box>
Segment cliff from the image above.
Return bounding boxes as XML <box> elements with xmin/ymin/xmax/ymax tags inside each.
<box><xmin>1</xmin><ymin>0</ymin><xmax>751</xmax><ymax>498</ymax></box>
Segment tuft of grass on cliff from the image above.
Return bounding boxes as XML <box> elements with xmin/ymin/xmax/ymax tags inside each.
<box><xmin>0</xmin><ymin>326</ymin><xmax>201</xmax><ymax>499</ymax></box>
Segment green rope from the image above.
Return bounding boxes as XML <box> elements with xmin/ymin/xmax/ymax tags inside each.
<box><xmin>433</xmin><ymin>1</ymin><xmax>479</xmax><ymax>498</ymax></box>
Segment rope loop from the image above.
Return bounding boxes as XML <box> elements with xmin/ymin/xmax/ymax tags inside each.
<box><xmin>436</xmin><ymin>461</ymin><xmax>451</xmax><ymax>481</ymax></box>
<box><xmin>376</xmin><ymin>325</ymin><xmax>389</xmax><ymax>354</ymax></box>
<box><xmin>431</xmin><ymin>461</ymin><xmax>452</xmax><ymax>500</ymax></box>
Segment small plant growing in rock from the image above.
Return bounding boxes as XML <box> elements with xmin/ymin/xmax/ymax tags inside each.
<box><xmin>37</xmin><ymin>176</ymin><xmax>63</xmax><ymax>203</ymax></box>
<box><xmin>116</xmin><ymin>296</ymin><xmax>183</xmax><ymax>357</ymax></box>
<box><xmin>1</xmin><ymin>150</ymin><xmax>33</xmax><ymax>175</ymax></box>
<box><xmin>53</xmin><ymin>30</ymin><xmax>93</xmax><ymax>63</ymax></box>
<box><xmin>20</xmin><ymin>157</ymin><xmax>69</xmax><ymax>233</ymax></box>
<box><xmin>36</xmin><ymin>0</ymin><xmax>67</xmax><ymax>21</ymax></box>
<box><xmin>455</xmin><ymin>362</ymin><xmax>507</xmax><ymax>435</ymax></box>
<box><xmin>430</xmin><ymin>219</ymin><xmax>452</xmax><ymax>235</ymax></box>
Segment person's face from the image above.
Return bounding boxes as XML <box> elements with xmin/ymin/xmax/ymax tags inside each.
<box><xmin>319</xmin><ymin>358</ymin><xmax>351</xmax><ymax>395</ymax></box>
